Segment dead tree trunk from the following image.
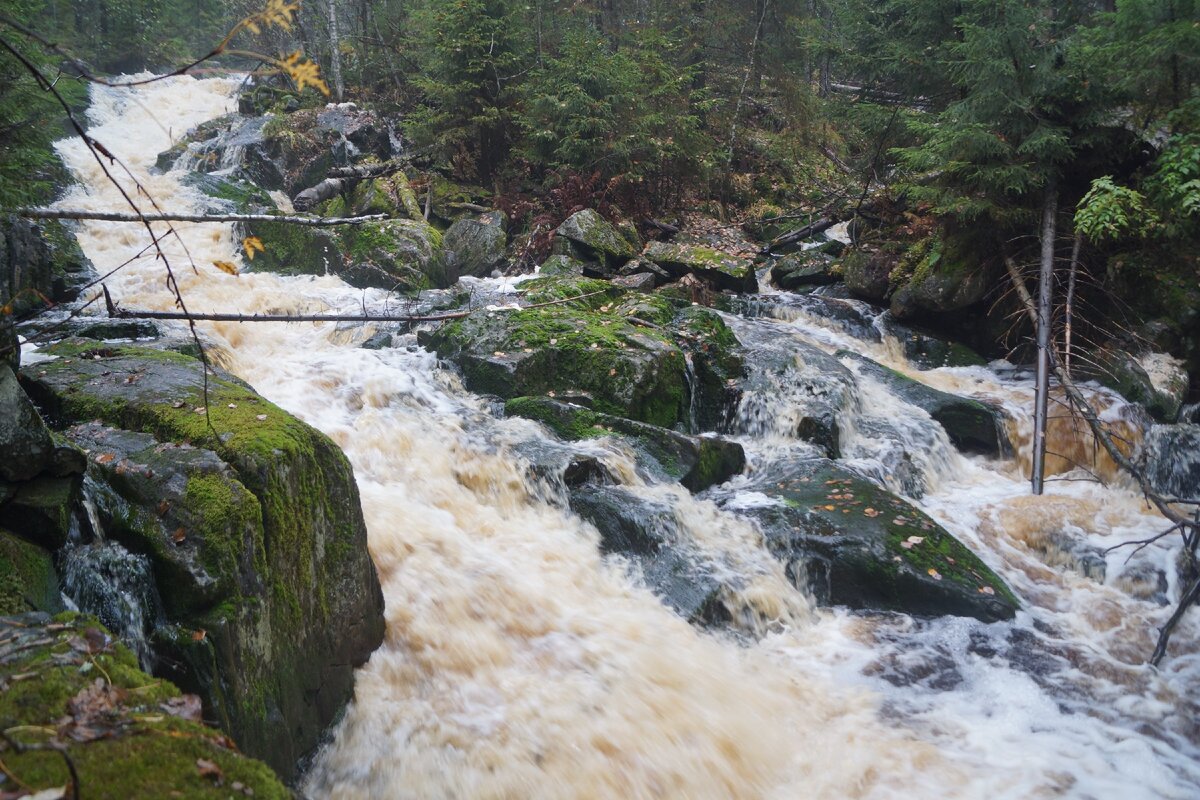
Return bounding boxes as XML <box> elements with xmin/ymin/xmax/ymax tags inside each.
<box><xmin>1031</xmin><ymin>180</ymin><xmax>1057</xmax><ymax>495</ymax></box>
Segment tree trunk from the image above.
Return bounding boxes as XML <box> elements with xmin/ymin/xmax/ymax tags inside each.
<box><xmin>326</xmin><ymin>0</ymin><xmax>345</xmax><ymax>102</ymax></box>
<box><xmin>1063</xmin><ymin>231</ymin><xmax>1082</xmax><ymax>377</ymax></box>
<box><xmin>1031</xmin><ymin>179</ymin><xmax>1058</xmax><ymax>495</ymax></box>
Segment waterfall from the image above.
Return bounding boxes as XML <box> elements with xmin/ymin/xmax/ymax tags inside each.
<box><xmin>42</xmin><ymin>73</ymin><xmax>1200</xmax><ymax>799</ymax></box>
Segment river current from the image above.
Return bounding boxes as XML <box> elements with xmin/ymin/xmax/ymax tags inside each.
<box><xmin>42</xmin><ymin>74</ymin><xmax>1200</xmax><ymax>798</ymax></box>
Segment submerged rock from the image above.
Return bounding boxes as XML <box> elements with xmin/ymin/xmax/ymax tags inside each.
<box><xmin>19</xmin><ymin>341</ymin><xmax>385</xmax><ymax>779</ymax></box>
<box><xmin>1145</xmin><ymin>423</ymin><xmax>1200</xmax><ymax>500</ymax></box>
<box><xmin>878</xmin><ymin>316</ymin><xmax>988</xmax><ymax>369</ymax></box>
<box><xmin>0</xmin><ymin>612</ymin><xmax>288</xmax><ymax>799</ymax></box>
<box><xmin>569</xmin><ymin>484</ymin><xmax>730</xmax><ymax>626</ymax></box>
<box><xmin>712</xmin><ymin>459</ymin><xmax>1017</xmax><ymax>621</ymax></box>
<box><xmin>838</xmin><ymin>352</ymin><xmax>1009</xmax><ymax>456</ymax></box>
<box><xmin>505</xmin><ymin>396</ymin><xmax>745</xmax><ymax>492</ymax></box>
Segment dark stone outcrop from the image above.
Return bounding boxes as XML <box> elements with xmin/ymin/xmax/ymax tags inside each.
<box><xmin>710</xmin><ymin>459</ymin><xmax>1018</xmax><ymax>621</ymax></box>
<box><xmin>838</xmin><ymin>351</ymin><xmax>1010</xmax><ymax>456</ymax></box>
<box><xmin>769</xmin><ymin>251</ymin><xmax>839</xmax><ymax>289</ymax></box>
<box><xmin>0</xmin><ymin>613</ymin><xmax>289</xmax><ymax>799</ymax></box>
<box><xmin>18</xmin><ymin>341</ymin><xmax>385</xmax><ymax>780</ymax></box>
<box><xmin>444</xmin><ymin>212</ymin><xmax>508</xmax><ymax>277</ymax></box>
<box><xmin>643</xmin><ymin>240</ymin><xmax>757</xmax><ymax>292</ymax></box>
<box><xmin>504</xmin><ymin>396</ymin><xmax>745</xmax><ymax>492</ymax></box>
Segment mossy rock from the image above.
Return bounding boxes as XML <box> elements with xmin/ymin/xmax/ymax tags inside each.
<box><xmin>554</xmin><ymin>209</ymin><xmax>638</xmax><ymax>267</ymax></box>
<box><xmin>505</xmin><ymin>396</ymin><xmax>745</xmax><ymax>492</ymax></box>
<box><xmin>841</xmin><ymin>248</ymin><xmax>895</xmax><ymax>302</ymax></box>
<box><xmin>881</xmin><ymin>319</ymin><xmax>988</xmax><ymax>369</ymax></box>
<box><xmin>0</xmin><ymin>530</ymin><xmax>62</xmax><ymax>614</ymax></box>
<box><xmin>0</xmin><ymin>475</ymin><xmax>83</xmax><ymax>550</ymax></box>
<box><xmin>1080</xmin><ymin>347</ymin><xmax>1184</xmax><ymax>423</ymax></box>
<box><xmin>181</xmin><ymin>172</ymin><xmax>276</xmax><ymax>215</ymax></box>
<box><xmin>716</xmin><ymin>459</ymin><xmax>1017</xmax><ymax>621</ymax></box>
<box><xmin>423</xmin><ymin>302</ymin><xmax>688</xmax><ymax>428</ymax></box>
<box><xmin>643</xmin><ymin>241</ymin><xmax>757</xmax><ymax>293</ymax></box>
<box><xmin>443</xmin><ymin>214</ymin><xmax>509</xmax><ymax>278</ymax></box>
<box><xmin>889</xmin><ymin>232</ymin><xmax>991</xmax><ymax>318</ymax></box>
<box><xmin>0</xmin><ymin>613</ymin><xmax>288</xmax><ymax>799</ymax></box>
<box><xmin>538</xmin><ymin>254</ymin><xmax>587</xmax><ymax>277</ymax></box>
<box><xmin>838</xmin><ymin>351</ymin><xmax>1009</xmax><ymax>456</ymax></box>
<box><xmin>769</xmin><ymin>251</ymin><xmax>839</xmax><ymax>290</ymax></box>
<box><xmin>18</xmin><ymin>342</ymin><xmax>384</xmax><ymax>779</ymax></box>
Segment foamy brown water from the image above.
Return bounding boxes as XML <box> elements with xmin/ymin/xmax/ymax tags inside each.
<box><xmin>41</xmin><ymin>74</ymin><xmax>1200</xmax><ymax>798</ymax></box>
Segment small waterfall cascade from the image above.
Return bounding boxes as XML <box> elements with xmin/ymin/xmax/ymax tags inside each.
<box><xmin>40</xmin><ymin>73</ymin><xmax>1200</xmax><ymax>798</ymax></box>
<box><xmin>59</xmin><ymin>480</ymin><xmax>165</xmax><ymax>668</ymax></box>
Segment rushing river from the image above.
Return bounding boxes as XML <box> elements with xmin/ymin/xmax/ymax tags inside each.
<box><xmin>44</xmin><ymin>74</ymin><xmax>1200</xmax><ymax>798</ymax></box>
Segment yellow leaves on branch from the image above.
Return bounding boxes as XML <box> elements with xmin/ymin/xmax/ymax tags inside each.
<box><xmin>242</xmin><ymin>236</ymin><xmax>265</xmax><ymax>260</ymax></box>
<box><xmin>243</xmin><ymin>0</ymin><xmax>300</xmax><ymax>35</ymax></box>
<box><xmin>280</xmin><ymin>51</ymin><xmax>330</xmax><ymax>97</ymax></box>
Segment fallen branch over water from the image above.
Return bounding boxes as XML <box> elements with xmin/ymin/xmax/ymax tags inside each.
<box><xmin>100</xmin><ymin>285</ymin><xmax>611</xmax><ymax>324</ymax></box>
<box><xmin>16</xmin><ymin>209</ymin><xmax>386</xmax><ymax>226</ymax></box>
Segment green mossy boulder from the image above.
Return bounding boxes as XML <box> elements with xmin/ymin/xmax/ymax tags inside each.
<box><xmin>0</xmin><ymin>613</ymin><xmax>289</xmax><ymax>800</ymax></box>
<box><xmin>643</xmin><ymin>241</ymin><xmax>757</xmax><ymax>293</ymax></box>
<box><xmin>838</xmin><ymin>352</ymin><xmax>1009</xmax><ymax>456</ymax></box>
<box><xmin>841</xmin><ymin>247</ymin><xmax>895</xmax><ymax>302</ymax></box>
<box><xmin>539</xmin><ymin>254</ymin><xmax>587</xmax><ymax>277</ymax></box>
<box><xmin>1080</xmin><ymin>347</ymin><xmax>1185</xmax><ymax>423</ymax></box>
<box><xmin>504</xmin><ymin>397</ymin><xmax>745</xmax><ymax>492</ymax></box>
<box><xmin>1</xmin><ymin>363</ymin><xmax>57</xmax><ymax>481</ymax></box>
<box><xmin>444</xmin><ymin>213</ymin><xmax>508</xmax><ymax>278</ymax></box>
<box><xmin>0</xmin><ymin>476</ymin><xmax>82</xmax><ymax>551</ymax></box>
<box><xmin>769</xmin><ymin>251</ymin><xmax>839</xmax><ymax>290</ymax></box>
<box><xmin>19</xmin><ymin>341</ymin><xmax>385</xmax><ymax>780</ymax></box>
<box><xmin>889</xmin><ymin>233</ymin><xmax>990</xmax><ymax>318</ymax></box>
<box><xmin>0</xmin><ymin>531</ymin><xmax>62</xmax><ymax>614</ymax></box>
<box><xmin>717</xmin><ymin>459</ymin><xmax>1017</xmax><ymax>621</ymax></box>
<box><xmin>553</xmin><ymin>209</ymin><xmax>639</xmax><ymax>268</ymax></box>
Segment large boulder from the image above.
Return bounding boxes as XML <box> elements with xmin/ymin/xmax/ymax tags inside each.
<box><xmin>553</xmin><ymin>209</ymin><xmax>639</xmax><ymax>269</ymax></box>
<box><xmin>769</xmin><ymin>250</ymin><xmax>839</xmax><ymax>290</ymax></box>
<box><xmin>0</xmin><ymin>612</ymin><xmax>288</xmax><ymax>799</ymax></box>
<box><xmin>643</xmin><ymin>240</ymin><xmax>757</xmax><ymax>293</ymax></box>
<box><xmin>568</xmin><ymin>485</ymin><xmax>729</xmax><ymax>625</ymax></box>
<box><xmin>19</xmin><ymin>341</ymin><xmax>385</xmax><ymax>779</ymax></box>
<box><xmin>710</xmin><ymin>459</ymin><xmax>1018</xmax><ymax>621</ymax></box>
<box><xmin>444</xmin><ymin>212</ymin><xmax>508</xmax><ymax>277</ymax></box>
<box><xmin>1144</xmin><ymin>423</ymin><xmax>1200</xmax><ymax>500</ymax></box>
<box><xmin>888</xmin><ymin>233</ymin><xmax>991</xmax><ymax>318</ymax></box>
<box><xmin>841</xmin><ymin>247</ymin><xmax>895</xmax><ymax>302</ymax></box>
<box><xmin>0</xmin><ymin>363</ymin><xmax>57</xmax><ymax>481</ymax></box>
<box><xmin>504</xmin><ymin>396</ymin><xmax>745</xmax><ymax>492</ymax></box>
<box><xmin>838</xmin><ymin>352</ymin><xmax>1009</xmax><ymax>456</ymax></box>
<box><xmin>1077</xmin><ymin>348</ymin><xmax>1187</xmax><ymax>423</ymax></box>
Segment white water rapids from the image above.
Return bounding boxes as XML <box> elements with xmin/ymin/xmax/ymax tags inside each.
<box><xmin>39</xmin><ymin>74</ymin><xmax>1200</xmax><ymax>798</ymax></box>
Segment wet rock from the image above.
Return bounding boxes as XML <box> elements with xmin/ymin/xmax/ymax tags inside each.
<box><xmin>0</xmin><ymin>475</ymin><xmax>82</xmax><ymax>549</ymax></box>
<box><xmin>617</xmin><ymin>257</ymin><xmax>671</xmax><ymax>285</ymax></box>
<box><xmin>838</xmin><ymin>352</ymin><xmax>1009</xmax><ymax>456</ymax></box>
<box><xmin>19</xmin><ymin>341</ymin><xmax>385</xmax><ymax>780</ymax></box>
<box><xmin>1145</xmin><ymin>423</ymin><xmax>1200</xmax><ymax>500</ymax></box>
<box><xmin>734</xmin><ymin>340</ymin><xmax>853</xmax><ymax>457</ymax></box>
<box><xmin>711</xmin><ymin>459</ymin><xmax>1017</xmax><ymax>621</ymax></box>
<box><xmin>1080</xmin><ymin>347</ymin><xmax>1183</xmax><ymax>422</ymax></box>
<box><xmin>0</xmin><ymin>529</ymin><xmax>63</xmax><ymax>614</ymax></box>
<box><xmin>0</xmin><ymin>613</ymin><xmax>289</xmax><ymax>799</ymax></box>
<box><xmin>878</xmin><ymin>316</ymin><xmax>988</xmax><ymax>369</ymax></box>
<box><xmin>643</xmin><ymin>240</ymin><xmax>757</xmax><ymax>293</ymax></box>
<box><xmin>422</xmin><ymin>279</ymin><xmax>691</xmax><ymax>428</ymax></box>
<box><xmin>841</xmin><ymin>248</ymin><xmax>894</xmax><ymax>302</ymax></box>
<box><xmin>553</xmin><ymin>209</ymin><xmax>639</xmax><ymax>268</ymax></box>
<box><xmin>539</xmin><ymin>254</ymin><xmax>587</xmax><ymax>277</ymax></box>
<box><xmin>569</xmin><ymin>484</ymin><xmax>729</xmax><ymax>625</ymax></box>
<box><xmin>611</xmin><ymin>272</ymin><xmax>657</xmax><ymax>292</ymax></box>
<box><xmin>0</xmin><ymin>363</ymin><xmax>57</xmax><ymax>481</ymax></box>
<box><xmin>444</xmin><ymin>213</ymin><xmax>508</xmax><ymax>277</ymax></box>
<box><xmin>769</xmin><ymin>251</ymin><xmax>839</xmax><ymax>289</ymax></box>
<box><xmin>505</xmin><ymin>397</ymin><xmax>745</xmax><ymax>492</ymax></box>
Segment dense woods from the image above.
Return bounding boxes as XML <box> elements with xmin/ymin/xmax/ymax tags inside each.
<box><xmin>3</xmin><ymin>1</ymin><xmax>1200</xmax><ymax>797</ymax></box>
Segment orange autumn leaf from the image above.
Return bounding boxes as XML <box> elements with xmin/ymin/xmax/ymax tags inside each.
<box><xmin>213</xmin><ymin>260</ymin><xmax>239</xmax><ymax>276</ymax></box>
<box><xmin>242</xmin><ymin>236</ymin><xmax>265</xmax><ymax>261</ymax></box>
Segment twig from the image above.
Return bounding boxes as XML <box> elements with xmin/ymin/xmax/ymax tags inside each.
<box><xmin>16</xmin><ymin>209</ymin><xmax>386</xmax><ymax>226</ymax></box>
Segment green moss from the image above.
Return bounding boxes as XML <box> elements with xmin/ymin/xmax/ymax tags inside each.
<box><xmin>0</xmin><ymin>529</ymin><xmax>60</xmax><ymax>614</ymax></box>
<box><xmin>517</xmin><ymin>276</ymin><xmax>625</xmax><ymax>309</ymax></box>
<box><xmin>0</xmin><ymin>617</ymin><xmax>287</xmax><ymax>799</ymax></box>
<box><xmin>504</xmin><ymin>396</ymin><xmax>608</xmax><ymax>439</ymax></box>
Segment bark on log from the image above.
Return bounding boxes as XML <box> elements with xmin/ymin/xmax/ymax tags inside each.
<box><xmin>767</xmin><ymin>216</ymin><xmax>836</xmax><ymax>249</ymax></box>
<box><xmin>16</xmin><ymin>208</ymin><xmax>385</xmax><ymax>226</ymax></box>
<box><xmin>292</xmin><ymin>178</ymin><xmax>352</xmax><ymax>211</ymax></box>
